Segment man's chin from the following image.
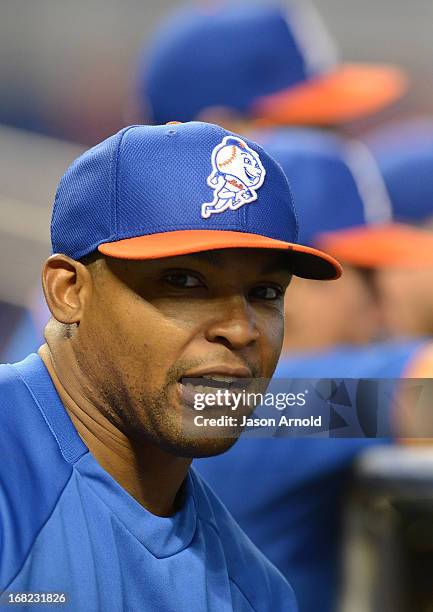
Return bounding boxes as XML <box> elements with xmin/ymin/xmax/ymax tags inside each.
<box><xmin>162</xmin><ymin>433</ymin><xmax>240</xmax><ymax>459</ymax></box>
<box><xmin>159</xmin><ymin>407</ymin><xmax>245</xmax><ymax>458</ymax></box>
<box><xmin>149</xmin><ymin>388</ymin><xmax>252</xmax><ymax>458</ymax></box>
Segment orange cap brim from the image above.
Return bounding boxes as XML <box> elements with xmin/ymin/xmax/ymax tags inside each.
<box><xmin>315</xmin><ymin>223</ymin><xmax>433</xmax><ymax>268</ymax></box>
<box><xmin>250</xmin><ymin>63</ymin><xmax>408</xmax><ymax>126</ymax></box>
<box><xmin>98</xmin><ymin>229</ymin><xmax>342</xmax><ymax>280</ymax></box>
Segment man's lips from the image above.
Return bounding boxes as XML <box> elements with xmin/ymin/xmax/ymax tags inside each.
<box><xmin>177</xmin><ymin>366</ymin><xmax>254</xmax><ymax>409</ymax></box>
<box><xmin>180</xmin><ymin>366</ymin><xmax>252</xmax><ymax>379</ymax></box>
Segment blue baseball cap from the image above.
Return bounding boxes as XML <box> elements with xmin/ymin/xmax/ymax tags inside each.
<box><xmin>138</xmin><ymin>3</ymin><xmax>406</xmax><ymax>126</ymax></box>
<box><xmin>51</xmin><ymin>121</ymin><xmax>341</xmax><ymax>280</ymax></box>
<box><xmin>255</xmin><ymin>128</ymin><xmax>433</xmax><ymax>267</ymax></box>
<box><xmin>365</xmin><ymin>118</ymin><xmax>433</xmax><ymax>224</ymax></box>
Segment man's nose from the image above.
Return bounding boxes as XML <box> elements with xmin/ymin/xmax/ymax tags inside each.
<box><xmin>205</xmin><ymin>296</ymin><xmax>260</xmax><ymax>350</ymax></box>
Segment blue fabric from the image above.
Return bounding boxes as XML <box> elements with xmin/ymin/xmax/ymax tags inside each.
<box><xmin>368</xmin><ymin>119</ymin><xmax>433</xmax><ymax>223</ymax></box>
<box><xmin>195</xmin><ymin>340</ymin><xmax>425</xmax><ymax>612</ymax></box>
<box><xmin>51</xmin><ymin>121</ymin><xmax>336</xmax><ymax>280</ymax></box>
<box><xmin>0</xmin><ymin>354</ymin><xmax>297</xmax><ymax>611</ymax></box>
<box><xmin>140</xmin><ymin>5</ymin><xmax>317</xmax><ymax>125</ymax></box>
<box><xmin>51</xmin><ymin>122</ymin><xmax>298</xmax><ymax>257</ymax></box>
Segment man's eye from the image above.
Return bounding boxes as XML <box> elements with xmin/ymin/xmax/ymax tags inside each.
<box><xmin>163</xmin><ymin>273</ymin><xmax>204</xmax><ymax>288</ymax></box>
<box><xmin>250</xmin><ymin>285</ymin><xmax>283</xmax><ymax>300</ymax></box>
<box><xmin>243</xmin><ymin>157</ymin><xmax>252</xmax><ymax>164</ymax></box>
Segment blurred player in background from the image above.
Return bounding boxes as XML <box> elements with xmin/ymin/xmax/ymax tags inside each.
<box><xmin>257</xmin><ymin>128</ymin><xmax>392</xmax><ymax>352</ymax></box>
<box><xmin>363</xmin><ymin>118</ymin><xmax>433</xmax><ymax>339</ymax></box>
<box><xmin>136</xmin><ymin>2</ymin><xmax>406</xmax><ymax>130</ymax></box>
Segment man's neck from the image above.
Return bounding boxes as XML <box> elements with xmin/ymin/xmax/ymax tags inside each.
<box><xmin>38</xmin><ymin>344</ymin><xmax>191</xmax><ymax>517</ymax></box>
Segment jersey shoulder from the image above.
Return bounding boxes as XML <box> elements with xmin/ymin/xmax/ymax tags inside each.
<box><xmin>190</xmin><ymin>466</ymin><xmax>298</xmax><ymax>611</ymax></box>
<box><xmin>0</xmin><ymin>358</ymin><xmax>76</xmax><ymax>589</ymax></box>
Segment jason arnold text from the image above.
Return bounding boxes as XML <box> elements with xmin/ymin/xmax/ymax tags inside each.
<box><xmin>194</xmin><ymin>415</ymin><xmax>322</xmax><ymax>427</ymax></box>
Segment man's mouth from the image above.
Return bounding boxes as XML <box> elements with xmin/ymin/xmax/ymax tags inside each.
<box><xmin>181</xmin><ymin>375</ymin><xmax>247</xmax><ymax>393</ymax></box>
<box><xmin>177</xmin><ymin>370</ymin><xmax>252</xmax><ymax>409</ymax></box>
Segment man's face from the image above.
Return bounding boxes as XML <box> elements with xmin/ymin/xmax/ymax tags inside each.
<box><xmin>74</xmin><ymin>248</ymin><xmax>291</xmax><ymax>458</ymax></box>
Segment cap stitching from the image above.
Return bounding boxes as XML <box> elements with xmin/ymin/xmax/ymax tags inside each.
<box><xmin>286</xmin><ymin>180</ymin><xmax>299</xmax><ymax>241</ymax></box>
<box><xmin>272</xmin><ymin>157</ymin><xmax>300</xmax><ymax>241</ymax></box>
<box><xmin>112</xmin><ymin>126</ymin><xmax>141</xmax><ymax>239</ymax></box>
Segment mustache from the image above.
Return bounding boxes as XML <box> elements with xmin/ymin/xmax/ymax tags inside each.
<box><xmin>165</xmin><ymin>357</ymin><xmax>260</xmax><ymax>384</ymax></box>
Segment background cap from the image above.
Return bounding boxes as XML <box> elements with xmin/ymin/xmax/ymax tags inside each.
<box><xmin>51</xmin><ymin>121</ymin><xmax>341</xmax><ymax>280</ymax></box>
<box><xmin>255</xmin><ymin>128</ymin><xmax>433</xmax><ymax>267</ymax></box>
<box><xmin>139</xmin><ymin>3</ymin><xmax>407</xmax><ymax>126</ymax></box>
<box><xmin>365</xmin><ymin>117</ymin><xmax>433</xmax><ymax>224</ymax></box>
<box><xmin>255</xmin><ymin>127</ymin><xmax>392</xmax><ymax>244</ymax></box>
<box><xmin>317</xmin><ymin>223</ymin><xmax>433</xmax><ymax>268</ymax></box>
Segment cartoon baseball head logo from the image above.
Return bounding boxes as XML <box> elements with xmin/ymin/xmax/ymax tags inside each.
<box><xmin>201</xmin><ymin>136</ymin><xmax>266</xmax><ymax>219</ymax></box>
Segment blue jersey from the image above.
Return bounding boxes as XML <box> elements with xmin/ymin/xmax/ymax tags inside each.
<box><xmin>195</xmin><ymin>341</ymin><xmax>426</xmax><ymax>612</ymax></box>
<box><xmin>0</xmin><ymin>354</ymin><xmax>297</xmax><ymax>612</ymax></box>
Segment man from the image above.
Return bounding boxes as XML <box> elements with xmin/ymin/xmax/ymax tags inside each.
<box><xmin>0</xmin><ymin>121</ymin><xmax>342</xmax><ymax>611</ymax></box>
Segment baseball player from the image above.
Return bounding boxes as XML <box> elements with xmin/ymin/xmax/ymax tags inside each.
<box><xmin>363</xmin><ymin>119</ymin><xmax>433</xmax><ymax>339</ymax></box>
<box><xmin>0</xmin><ymin>121</ymin><xmax>343</xmax><ymax>611</ymax></box>
<box><xmin>0</xmin><ymin>6</ymin><xmax>421</xmax><ymax>612</ymax></box>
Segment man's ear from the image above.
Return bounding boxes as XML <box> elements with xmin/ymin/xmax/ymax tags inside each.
<box><xmin>42</xmin><ymin>255</ymin><xmax>92</xmax><ymax>324</ymax></box>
